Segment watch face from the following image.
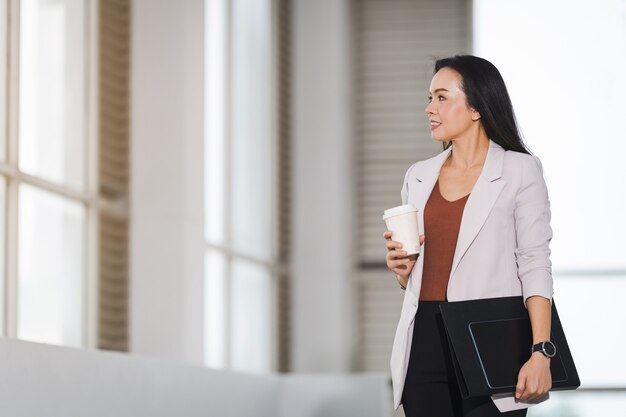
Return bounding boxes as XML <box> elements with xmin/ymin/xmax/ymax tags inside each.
<box><xmin>543</xmin><ymin>341</ymin><xmax>557</xmax><ymax>357</ymax></box>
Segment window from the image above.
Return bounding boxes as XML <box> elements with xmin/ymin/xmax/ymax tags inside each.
<box><xmin>0</xmin><ymin>0</ymin><xmax>94</xmax><ymax>347</ymax></box>
<box><xmin>204</xmin><ymin>0</ymin><xmax>281</xmax><ymax>372</ymax></box>
<box><xmin>19</xmin><ymin>0</ymin><xmax>86</xmax><ymax>190</ymax></box>
<box><xmin>0</xmin><ymin>0</ymin><xmax>130</xmax><ymax>351</ymax></box>
<box><xmin>17</xmin><ymin>0</ymin><xmax>88</xmax><ymax>347</ymax></box>
<box><xmin>0</xmin><ymin>0</ymin><xmax>7</xmax><ymax>163</ymax></box>
<box><xmin>0</xmin><ymin>0</ymin><xmax>8</xmax><ymax>332</ymax></box>
<box><xmin>474</xmin><ymin>0</ymin><xmax>626</xmax><ymax>412</ymax></box>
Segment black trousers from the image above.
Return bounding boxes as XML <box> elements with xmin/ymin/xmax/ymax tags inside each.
<box><xmin>401</xmin><ymin>301</ymin><xmax>527</xmax><ymax>417</ymax></box>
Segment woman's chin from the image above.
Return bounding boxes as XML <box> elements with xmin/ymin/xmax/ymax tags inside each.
<box><xmin>430</xmin><ymin>134</ymin><xmax>446</xmax><ymax>143</ymax></box>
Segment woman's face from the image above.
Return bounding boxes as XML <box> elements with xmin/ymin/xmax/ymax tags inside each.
<box><xmin>425</xmin><ymin>67</ymin><xmax>479</xmax><ymax>142</ymax></box>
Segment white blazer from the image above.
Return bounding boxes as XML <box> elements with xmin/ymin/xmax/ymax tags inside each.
<box><xmin>390</xmin><ymin>139</ymin><xmax>554</xmax><ymax>412</ymax></box>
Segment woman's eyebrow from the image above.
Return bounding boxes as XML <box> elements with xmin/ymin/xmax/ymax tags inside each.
<box><xmin>429</xmin><ymin>88</ymin><xmax>449</xmax><ymax>94</ymax></box>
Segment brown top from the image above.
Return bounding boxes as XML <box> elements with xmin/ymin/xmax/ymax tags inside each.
<box><xmin>419</xmin><ymin>180</ymin><xmax>470</xmax><ymax>301</ymax></box>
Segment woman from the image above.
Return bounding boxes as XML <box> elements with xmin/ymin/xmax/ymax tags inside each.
<box><xmin>384</xmin><ymin>55</ymin><xmax>553</xmax><ymax>416</ymax></box>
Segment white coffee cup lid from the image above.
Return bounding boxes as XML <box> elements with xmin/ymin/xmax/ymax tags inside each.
<box><xmin>382</xmin><ymin>204</ymin><xmax>418</xmax><ymax>221</ymax></box>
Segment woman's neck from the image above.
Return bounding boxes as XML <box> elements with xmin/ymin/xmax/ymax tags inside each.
<box><xmin>448</xmin><ymin>131</ymin><xmax>490</xmax><ymax>170</ymax></box>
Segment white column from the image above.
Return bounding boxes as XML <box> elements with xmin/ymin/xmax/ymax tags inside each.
<box><xmin>130</xmin><ymin>0</ymin><xmax>205</xmax><ymax>364</ymax></box>
<box><xmin>292</xmin><ymin>0</ymin><xmax>355</xmax><ymax>372</ymax></box>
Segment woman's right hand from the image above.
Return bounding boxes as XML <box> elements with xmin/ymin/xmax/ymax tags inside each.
<box><xmin>384</xmin><ymin>231</ymin><xmax>425</xmax><ymax>286</ymax></box>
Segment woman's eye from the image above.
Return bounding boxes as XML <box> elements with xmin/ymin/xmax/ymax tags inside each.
<box><xmin>427</xmin><ymin>95</ymin><xmax>445</xmax><ymax>103</ymax></box>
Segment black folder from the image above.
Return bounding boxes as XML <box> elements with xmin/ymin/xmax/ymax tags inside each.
<box><xmin>438</xmin><ymin>296</ymin><xmax>580</xmax><ymax>399</ymax></box>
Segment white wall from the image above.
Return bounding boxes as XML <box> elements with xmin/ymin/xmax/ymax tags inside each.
<box><xmin>291</xmin><ymin>0</ymin><xmax>355</xmax><ymax>372</ymax></box>
<box><xmin>130</xmin><ymin>0</ymin><xmax>205</xmax><ymax>364</ymax></box>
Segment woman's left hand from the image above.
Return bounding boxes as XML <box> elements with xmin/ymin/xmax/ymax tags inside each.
<box><xmin>515</xmin><ymin>352</ymin><xmax>552</xmax><ymax>401</ymax></box>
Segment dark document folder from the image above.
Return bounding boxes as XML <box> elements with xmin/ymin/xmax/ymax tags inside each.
<box><xmin>438</xmin><ymin>296</ymin><xmax>580</xmax><ymax>398</ymax></box>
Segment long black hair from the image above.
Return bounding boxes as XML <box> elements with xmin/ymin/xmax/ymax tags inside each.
<box><xmin>434</xmin><ymin>55</ymin><xmax>530</xmax><ymax>154</ymax></box>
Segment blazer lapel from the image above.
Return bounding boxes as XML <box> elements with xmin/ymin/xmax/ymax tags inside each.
<box><xmin>449</xmin><ymin>141</ymin><xmax>506</xmax><ymax>279</ymax></box>
<box><xmin>405</xmin><ymin>146</ymin><xmax>452</xmax><ymax>294</ymax></box>
<box><xmin>412</xmin><ymin>147</ymin><xmax>452</xmax><ymax>217</ymax></box>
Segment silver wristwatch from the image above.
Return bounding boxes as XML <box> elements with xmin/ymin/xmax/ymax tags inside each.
<box><xmin>531</xmin><ymin>340</ymin><xmax>557</xmax><ymax>358</ymax></box>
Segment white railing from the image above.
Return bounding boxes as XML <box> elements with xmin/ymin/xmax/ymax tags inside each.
<box><xmin>0</xmin><ymin>339</ymin><xmax>390</xmax><ymax>417</ymax></box>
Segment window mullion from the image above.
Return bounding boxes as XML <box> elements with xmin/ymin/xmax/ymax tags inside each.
<box><xmin>5</xmin><ymin>179</ymin><xmax>17</xmax><ymax>338</ymax></box>
<box><xmin>224</xmin><ymin>0</ymin><xmax>233</xmax><ymax>370</ymax></box>
<box><xmin>4</xmin><ymin>0</ymin><xmax>20</xmax><ymax>339</ymax></box>
<box><xmin>84</xmin><ymin>0</ymin><xmax>100</xmax><ymax>350</ymax></box>
<box><xmin>0</xmin><ymin>164</ymin><xmax>92</xmax><ymax>203</ymax></box>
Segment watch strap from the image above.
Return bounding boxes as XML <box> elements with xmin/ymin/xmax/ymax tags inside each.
<box><xmin>531</xmin><ymin>340</ymin><xmax>557</xmax><ymax>358</ymax></box>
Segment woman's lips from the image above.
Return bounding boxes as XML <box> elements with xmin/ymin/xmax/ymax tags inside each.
<box><xmin>430</xmin><ymin>122</ymin><xmax>441</xmax><ymax>131</ymax></box>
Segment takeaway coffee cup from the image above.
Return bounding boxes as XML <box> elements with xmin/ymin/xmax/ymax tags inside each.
<box><xmin>382</xmin><ymin>204</ymin><xmax>420</xmax><ymax>256</ymax></box>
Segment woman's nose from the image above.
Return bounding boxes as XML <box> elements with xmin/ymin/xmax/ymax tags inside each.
<box><xmin>425</xmin><ymin>101</ymin><xmax>435</xmax><ymax>115</ymax></box>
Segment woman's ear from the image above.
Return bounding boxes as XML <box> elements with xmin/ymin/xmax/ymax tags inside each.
<box><xmin>471</xmin><ymin>109</ymin><xmax>481</xmax><ymax>121</ymax></box>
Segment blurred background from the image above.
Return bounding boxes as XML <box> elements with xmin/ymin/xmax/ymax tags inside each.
<box><xmin>0</xmin><ymin>0</ymin><xmax>624</xmax><ymax>415</ymax></box>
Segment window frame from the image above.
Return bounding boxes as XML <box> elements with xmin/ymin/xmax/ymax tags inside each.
<box><xmin>204</xmin><ymin>0</ymin><xmax>283</xmax><ymax>373</ymax></box>
<box><xmin>1</xmin><ymin>0</ymin><xmax>100</xmax><ymax>349</ymax></box>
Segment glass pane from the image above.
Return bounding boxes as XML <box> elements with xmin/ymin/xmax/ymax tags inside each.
<box><xmin>230</xmin><ymin>258</ymin><xmax>273</xmax><ymax>372</ymax></box>
<box><xmin>473</xmin><ymin>0</ymin><xmax>626</xmax><ymax>270</ymax></box>
<box><xmin>0</xmin><ymin>177</ymin><xmax>5</xmax><ymax>334</ymax></box>
<box><xmin>18</xmin><ymin>183</ymin><xmax>85</xmax><ymax>347</ymax></box>
<box><xmin>0</xmin><ymin>0</ymin><xmax>6</xmax><ymax>161</ymax></box>
<box><xmin>205</xmin><ymin>249</ymin><xmax>226</xmax><ymax>368</ymax></box>
<box><xmin>230</xmin><ymin>0</ymin><xmax>275</xmax><ymax>261</ymax></box>
<box><xmin>19</xmin><ymin>0</ymin><xmax>86</xmax><ymax>190</ymax></box>
<box><xmin>554</xmin><ymin>275</ymin><xmax>626</xmax><ymax>387</ymax></box>
<box><xmin>204</xmin><ymin>0</ymin><xmax>227</xmax><ymax>245</ymax></box>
